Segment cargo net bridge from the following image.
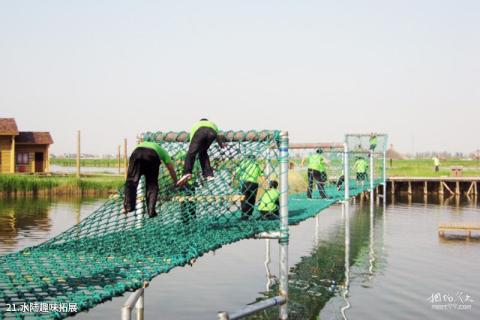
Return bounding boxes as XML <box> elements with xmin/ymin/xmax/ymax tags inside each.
<box><xmin>0</xmin><ymin>131</ymin><xmax>387</xmax><ymax>319</ymax></box>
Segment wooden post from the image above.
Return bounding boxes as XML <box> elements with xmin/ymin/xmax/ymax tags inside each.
<box><xmin>439</xmin><ymin>181</ymin><xmax>444</xmax><ymax>196</ymax></box>
<box><xmin>76</xmin><ymin>130</ymin><xmax>81</xmax><ymax>178</ymax></box>
<box><xmin>455</xmin><ymin>181</ymin><xmax>460</xmax><ymax>196</ymax></box>
<box><xmin>443</xmin><ymin>181</ymin><xmax>454</xmax><ymax>195</ymax></box>
<box><xmin>31</xmin><ymin>152</ymin><xmax>35</xmax><ymax>173</ymax></box>
<box><xmin>391</xmin><ymin>180</ymin><xmax>395</xmax><ymax>195</ymax></box>
<box><xmin>10</xmin><ymin>135</ymin><xmax>15</xmax><ymax>173</ymax></box>
<box><xmin>124</xmin><ymin>138</ymin><xmax>128</xmax><ymax>179</ymax></box>
<box><xmin>475</xmin><ymin>182</ymin><xmax>478</xmax><ymax>196</ymax></box>
<box><xmin>117</xmin><ymin>145</ymin><xmax>121</xmax><ymax>175</ymax></box>
<box><xmin>46</xmin><ymin>145</ymin><xmax>50</xmax><ymax>173</ymax></box>
<box><xmin>424</xmin><ymin>181</ymin><xmax>428</xmax><ymax>196</ymax></box>
<box><xmin>408</xmin><ymin>181</ymin><xmax>412</xmax><ymax>195</ymax></box>
<box><xmin>466</xmin><ymin>182</ymin><xmax>474</xmax><ymax>196</ymax></box>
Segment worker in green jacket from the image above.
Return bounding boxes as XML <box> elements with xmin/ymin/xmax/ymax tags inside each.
<box><xmin>124</xmin><ymin>141</ymin><xmax>177</xmax><ymax>218</ymax></box>
<box><xmin>177</xmin><ymin>119</ymin><xmax>225</xmax><ymax>186</ymax></box>
<box><xmin>258</xmin><ymin>180</ymin><xmax>280</xmax><ymax>220</ymax></box>
<box><xmin>304</xmin><ymin>149</ymin><xmax>329</xmax><ymax>199</ymax></box>
<box><xmin>233</xmin><ymin>154</ymin><xmax>264</xmax><ymax>219</ymax></box>
<box><xmin>354</xmin><ymin>156</ymin><xmax>368</xmax><ymax>187</ymax></box>
<box><xmin>174</xmin><ymin>150</ymin><xmax>197</xmax><ymax>223</ymax></box>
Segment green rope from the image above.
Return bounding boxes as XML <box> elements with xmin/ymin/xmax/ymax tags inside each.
<box><xmin>0</xmin><ymin>130</ymin><xmax>386</xmax><ymax>319</ymax></box>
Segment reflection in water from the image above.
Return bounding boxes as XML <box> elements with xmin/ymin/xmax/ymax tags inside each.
<box><xmin>248</xmin><ymin>202</ymin><xmax>382</xmax><ymax>320</ymax></box>
<box><xmin>264</xmin><ymin>239</ymin><xmax>275</xmax><ymax>292</ymax></box>
<box><xmin>0</xmin><ymin>198</ymin><xmax>51</xmax><ymax>251</ymax></box>
<box><xmin>0</xmin><ymin>196</ymin><xmax>105</xmax><ymax>254</ymax></box>
<box><xmin>340</xmin><ymin>202</ymin><xmax>350</xmax><ymax>320</ymax></box>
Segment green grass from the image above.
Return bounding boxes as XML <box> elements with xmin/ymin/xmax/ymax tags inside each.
<box><xmin>387</xmin><ymin>159</ymin><xmax>480</xmax><ymax>177</ymax></box>
<box><xmin>0</xmin><ymin>174</ymin><xmax>125</xmax><ymax>195</ymax></box>
<box><xmin>51</xmin><ymin>158</ymin><xmax>122</xmax><ymax>167</ymax></box>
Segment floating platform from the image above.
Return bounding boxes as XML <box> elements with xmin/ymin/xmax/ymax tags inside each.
<box><xmin>438</xmin><ymin>223</ymin><xmax>480</xmax><ymax>239</ymax></box>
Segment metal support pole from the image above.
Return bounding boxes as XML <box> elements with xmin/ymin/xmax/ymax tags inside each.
<box><xmin>264</xmin><ymin>239</ymin><xmax>273</xmax><ymax>291</ymax></box>
<box><xmin>343</xmin><ymin>143</ymin><xmax>349</xmax><ymax>200</ymax></box>
<box><xmin>370</xmin><ymin>152</ymin><xmax>375</xmax><ymax>210</ymax></box>
<box><xmin>340</xmin><ymin>201</ymin><xmax>351</xmax><ymax>318</ymax></box>
<box><xmin>279</xmin><ymin>131</ymin><xmax>289</xmax><ymax>320</ymax></box>
<box><xmin>122</xmin><ymin>288</ymin><xmax>145</xmax><ymax>320</ymax></box>
<box><xmin>135</xmin><ymin>291</ymin><xmax>144</xmax><ymax>320</ymax></box>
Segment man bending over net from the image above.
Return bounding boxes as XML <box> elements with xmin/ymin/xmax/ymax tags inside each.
<box><xmin>124</xmin><ymin>141</ymin><xmax>177</xmax><ymax>217</ymax></box>
<box><xmin>177</xmin><ymin>118</ymin><xmax>225</xmax><ymax>186</ymax></box>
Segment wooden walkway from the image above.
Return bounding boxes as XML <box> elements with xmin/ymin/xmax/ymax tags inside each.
<box><xmin>388</xmin><ymin>177</ymin><xmax>480</xmax><ymax>196</ymax></box>
<box><xmin>438</xmin><ymin>223</ymin><xmax>480</xmax><ymax>238</ymax></box>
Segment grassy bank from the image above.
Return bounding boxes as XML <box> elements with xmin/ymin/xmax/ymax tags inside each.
<box><xmin>0</xmin><ymin>174</ymin><xmax>125</xmax><ymax>196</ymax></box>
<box><xmin>387</xmin><ymin>159</ymin><xmax>480</xmax><ymax>177</ymax></box>
<box><xmin>51</xmin><ymin>158</ymin><xmax>121</xmax><ymax>167</ymax></box>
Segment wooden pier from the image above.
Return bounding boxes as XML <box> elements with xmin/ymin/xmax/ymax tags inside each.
<box><xmin>438</xmin><ymin>223</ymin><xmax>480</xmax><ymax>239</ymax></box>
<box><xmin>387</xmin><ymin>177</ymin><xmax>479</xmax><ymax>196</ymax></box>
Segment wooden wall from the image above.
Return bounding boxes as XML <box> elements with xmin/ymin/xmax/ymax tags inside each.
<box><xmin>0</xmin><ymin>136</ymin><xmax>13</xmax><ymax>173</ymax></box>
<box><xmin>15</xmin><ymin>145</ymin><xmax>49</xmax><ymax>173</ymax></box>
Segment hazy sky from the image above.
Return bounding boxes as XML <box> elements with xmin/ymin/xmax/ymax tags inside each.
<box><xmin>1</xmin><ymin>0</ymin><xmax>479</xmax><ymax>155</ymax></box>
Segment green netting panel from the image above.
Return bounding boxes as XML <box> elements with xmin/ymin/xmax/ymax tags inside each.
<box><xmin>0</xmin><ymin>130</ymin><xmax>323</xmax><ymax>319</ymax></box>
<box><xmin>345</xmin><ymin>134</ymin><xmax>388</xmax><ymax>192</ymax></box>
<box><xmin>0</xmin><ymin>130</ymin><xmax>387</xmax><ymax>319</ymax></box>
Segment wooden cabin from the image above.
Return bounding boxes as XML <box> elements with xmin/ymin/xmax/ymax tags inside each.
<box><xmin>0</xmin><ymin>118</ymin><xmax>53</xmax><ymax>173</ymax></box>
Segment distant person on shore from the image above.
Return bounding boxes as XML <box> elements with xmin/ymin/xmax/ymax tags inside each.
<box><xmin>354</xmin><ymin>156</ymin><xmax>368</xmax><ymax>188</ymax></box>
<box><xmin>433</xmin><ymin>156</ymin><xmax>440</xmax><ymax>172</ymax></box>
<box><xmin>258</xmin><ymin>180</ymin><xmax>280</xmax><ymax>220</ymax></box>
<box><xmin>302</xmin><ymin>149</ymin><xmax>329</xmax><ymax>199</ymax></box>
<box><xmin>233</xmin><ymin>154</ymin><xmax>264</xmax><ymax>220</ymax></box>
<box><xmin>369</xmin><ymin>133</ymin><xmax>377</xmax><ymax>152</ymax></box>
<box><xmin>124</xmin><ymin>141</ymin><xmax>177</xmax><ymax>218</ymax></box>
<box><xmin>177</xmin><ymin>119</ymin><xmax>225</xmax><ymax>186</ymax></box>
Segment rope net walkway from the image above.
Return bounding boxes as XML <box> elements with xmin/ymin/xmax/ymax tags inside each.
<box><xmin>0</xmin><ymin>130</ymin><xmax>385</xmax><ymax>319</ymax></box>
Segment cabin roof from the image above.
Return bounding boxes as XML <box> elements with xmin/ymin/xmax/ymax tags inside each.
<box><xmin>16</xmin><ymin>132</ymin><xmax>54</xmax><ymax>145</ymax></box>
<box><xmin>0</xmin><ymin>118</ymin><xmax>19</xmax><ymax>135</ymax></box>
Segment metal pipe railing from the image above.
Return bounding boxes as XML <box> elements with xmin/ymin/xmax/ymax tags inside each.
<box><xmin>121</xmin><ymin>288</ymin><xmax>144</xmax><ymax>320</ymax></box>
<box><xmin>218</xmin><ymin>296</ymin><xmax>287</xmax><ymax>320</ymax></box>
<box><xmin>279</xmin><ymin>131</ymin><xmax>289</xmax><ymax>320</ymax></box>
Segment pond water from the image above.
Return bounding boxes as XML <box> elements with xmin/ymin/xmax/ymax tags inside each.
<box><xmin>0</xmin><ymin>195</ymin><xmax>479</xmax><ymax>320</ymax></box>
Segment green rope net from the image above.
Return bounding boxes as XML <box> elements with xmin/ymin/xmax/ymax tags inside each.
<box><xmin>0</xmin><ymin>130</ymin><xmax>386</xmax><ymax>319</ymax></box>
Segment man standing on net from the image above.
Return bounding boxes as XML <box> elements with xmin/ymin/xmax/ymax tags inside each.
<box><xmin>233</xmin><ymin>154</ymin><xmax>264</xmax><ymax>220</ymax></box>
<box><xmin>354</xmin><ymin>156</ymin><xmax>368</xmax><ymax>188</ymax></box>
<box><xmin>177</xmin><ymin>118</ymin><xmax>225</xmax><ymax>186</ymax></box>
<box><xmin>303</xmin><ymin>149</ymin><xmax>329</xmax><ymax>199</ymax></box>
<box><xmin>124</xmin><ymin>141</ymin><xmax>177</xmax><ymax>218</ymax></box>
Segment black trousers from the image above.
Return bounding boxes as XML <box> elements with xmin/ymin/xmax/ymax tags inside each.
<box><xmin>184</xmin><ymin>127</ymin><xmax>217</xmax><ymax>177</ymax></box>
<box><xmin>124</xmin><ymin>147</ymin><xmax>160</xmax><ymax>216</ymax></box>
<box><xmin>336</xmin><ymin>175</ymin><xmax>345</xmax><ymax>190</ymax></box>
<box><xmin>181</xmin><ymin>184</ymin><xmax>196</xmax><ymax>223</ymax></box>
<box><xmin>259</xmin><ymin>209</ymin><xmax>279</xmax><ymax>220</ymax></box>
<box><xmin>241</xmin><ymin>181</ymin><xmax>259</xmax><ymax>216</ymax></box>
<box><xmin>307</xmin><ymin>169</ymin><xmax>328</xmax><ymax>198</ymax></box>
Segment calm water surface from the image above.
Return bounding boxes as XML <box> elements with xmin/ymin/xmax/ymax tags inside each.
<box><xmin>0</xmin><ymin>195</ymin><xmax>479</xmax><ymax>320</ymax></box>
